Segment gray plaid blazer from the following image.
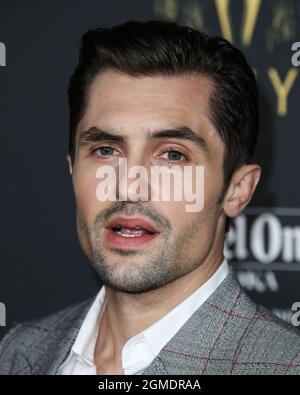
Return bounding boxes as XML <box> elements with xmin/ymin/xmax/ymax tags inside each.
<box><xmin>1</xmin><ymin>267</ymin><xmax>300</xmax><ymax>375</ymax></box>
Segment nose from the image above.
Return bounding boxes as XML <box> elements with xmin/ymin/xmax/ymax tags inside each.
<box><xmin>116</xmin><ymin>154</ymin><xmax>152</xmax><ymax>202</ymax></box>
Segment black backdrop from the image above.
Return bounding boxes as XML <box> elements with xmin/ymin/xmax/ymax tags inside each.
<box><xmin>1</xmin><ymin>0</ymin><xmax>300</xmax><ymax>339</ymax></box>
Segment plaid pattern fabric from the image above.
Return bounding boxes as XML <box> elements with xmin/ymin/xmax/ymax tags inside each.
<box><xmin>1</xmin><ymin>267</ymin><xmax>300</xmax><ymax>375</ymax></box>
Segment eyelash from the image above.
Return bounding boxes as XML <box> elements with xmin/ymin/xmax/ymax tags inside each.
<box><xmin>157</xmin><ymin>148</ymin><xmax>188</xmax><ymax>162</ymax></box>
<box><xmin>91</xmin><ymin>145</ymin><xmax>188</xmax><ymax>162</ymax></box>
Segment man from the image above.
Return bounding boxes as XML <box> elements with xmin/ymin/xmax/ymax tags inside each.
<box><xmin>1</xmin><ymin>20</ymin><xmax>300</xmax><ymax>375</ymax></box>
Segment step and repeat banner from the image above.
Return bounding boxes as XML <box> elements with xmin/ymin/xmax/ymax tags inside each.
<box><xmin>0</xmin><ymin>0</ymin><xmax>299</xmax><ymax>338</ymax></box>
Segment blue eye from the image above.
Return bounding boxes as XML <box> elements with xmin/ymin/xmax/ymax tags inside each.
<box><xmin>161</xmin><ymin>150</ymin><xmax>187</xmax><ymax>162</ymax></box>
<box><xmin>94</xmin><ymin>146</ymin><xmax>116</xmax><ymax>157</ymax></box>
<box><xmin>167</xmin><ymin>150</ymin><xmax>184</xmax><ymax>161</ymax></box>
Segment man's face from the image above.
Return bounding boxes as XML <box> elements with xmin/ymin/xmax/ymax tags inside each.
<box><xmin>69</xmin><ymin>70</ymin><xmax>226</xmax><ymax>293</ymax></box>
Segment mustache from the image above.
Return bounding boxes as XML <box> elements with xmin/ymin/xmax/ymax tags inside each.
<box><xmin>93</xmin><ymin>201</ymin><xmax>172</xmax><ymax>232</ymax></box>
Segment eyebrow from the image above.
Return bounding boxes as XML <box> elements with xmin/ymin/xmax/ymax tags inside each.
<box><xmin>78</xmin><ymin>125</ymin><xmax>209</xmax><ymax>153</ymax></box>
<box><xmin>148</xmin><ymin>127</ymin><xmax>208</xmax><ymax>153</ymax></box>
<box><xmin>78</xmin><ymin>127</ymin><xmax>126</xmax><ymax>145</ymax></box>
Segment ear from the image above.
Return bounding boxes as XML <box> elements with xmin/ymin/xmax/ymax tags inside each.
<box><xmin>66</xmin><ymin>154</ymin><xmax>73</xmax><ymax>176</ymax></box>
<box><xmin>223</xmin><ymin>164</ymin><xmax>261</xmax><ymax>218</ymax></box>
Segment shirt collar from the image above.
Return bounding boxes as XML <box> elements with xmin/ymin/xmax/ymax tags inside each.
<box><xmin>71</xmin><ymin>286</ymin><xmax>107</xmax><ymax>365</ymax></box>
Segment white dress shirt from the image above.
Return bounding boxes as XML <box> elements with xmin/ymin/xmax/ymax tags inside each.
<box><xmin>58</xmin><ymin>258</ymin><xmax>229</xmax><ymax>375</ymax></box>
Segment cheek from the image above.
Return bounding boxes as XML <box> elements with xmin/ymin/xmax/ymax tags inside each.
<box><xmin>155</xmin><ymin>200</ymin><xmax>204</xmax><ymax>231</ymax></box>
<box><xmin>159</xmin><ymin>168</ymin><xmax>222</xmax><ymax>222</ymax></box>
<box><xmin>159</xmin><ymin>200</ymin><xmax>218</xmax><ymax>264</ymax></box>
<box><xmin>148</xmin><ymin>166</ymin><xmax>222</xmax><ymax>231</ymax></box>
<box><xmin>73</xmin><ymin>165</ymin><xmax>108</xmax><ymax>221</ymax></box>
<box><xmin>157</xmin><ymin>181</ymin><xmax>221</xmax><ymax>242</ymax></box>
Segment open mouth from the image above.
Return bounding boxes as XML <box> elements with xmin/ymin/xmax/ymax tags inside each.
<box><xmin>111</xmin><ymin>225</ymin><xmax>155</xmax><ymax>238</ymax></box>
<box><xmin>105</xmin><ymin>217</ymin><xmax>160</xmax><ymax>248</ymax></box>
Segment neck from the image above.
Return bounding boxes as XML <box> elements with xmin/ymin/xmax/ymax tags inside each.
<box><xmin>94</xmin><ymin>250</ymin><xmax>224</xmax><ymax>369</ymax></box>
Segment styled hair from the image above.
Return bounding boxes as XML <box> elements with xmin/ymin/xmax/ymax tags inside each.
<box><xmin>68</xmin><ymin>20</ymin><xmax>259</xmax><ymax>231</ymax></box>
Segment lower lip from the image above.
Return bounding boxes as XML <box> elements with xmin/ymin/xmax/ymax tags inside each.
<box><xmin>105</xmin><ymin>228</ymin><xmax>159</xmax><ymax>248</ymax></box>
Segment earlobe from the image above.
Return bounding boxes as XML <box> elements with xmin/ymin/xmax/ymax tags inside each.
<box><xmin>66</xmin><ymin>154</ymin><xmax>73</xmax><ymax>176</ymax></box>
<box><xmin>223</xmin><ymin>164</ymin><xmax>261</xmax><ymax>218</ymax></box>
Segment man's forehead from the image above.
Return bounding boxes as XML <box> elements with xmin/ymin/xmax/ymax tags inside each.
<box><xmin>80</xmin><ymin>70</ymin><xmax>215</xmax><ymax>132</ymax></box>
<box><xmin>88</xmin><ymin>69</ymin><xmax>213</xmax><ymax>105</ymax></box>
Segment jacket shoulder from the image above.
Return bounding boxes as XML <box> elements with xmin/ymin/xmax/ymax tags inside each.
<box><xmin>0</xmin><ymin>298</ymin><xmax>93</xmax><ymax>375</ymax></box>
<box><xmin>233</xmin><ymin>295</ymin><xmax>300</xmax><ymax>374</ymax></box>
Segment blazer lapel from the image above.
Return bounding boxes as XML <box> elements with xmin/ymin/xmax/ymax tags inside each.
<box><xmin>142</xmin><ymin>268</ymin><xmax>257</xmax><ymax>375</ymax></box>
<box><xmin>29</xmin><ymin>298</ymin><xmax>95</xmax><ymax>375</ymax></box>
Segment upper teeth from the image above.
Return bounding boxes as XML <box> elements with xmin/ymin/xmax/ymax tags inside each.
<box><xmin>113</xmin><ymin>226</ymin><xmax>146</xmax><ymax>237</ymax></box>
